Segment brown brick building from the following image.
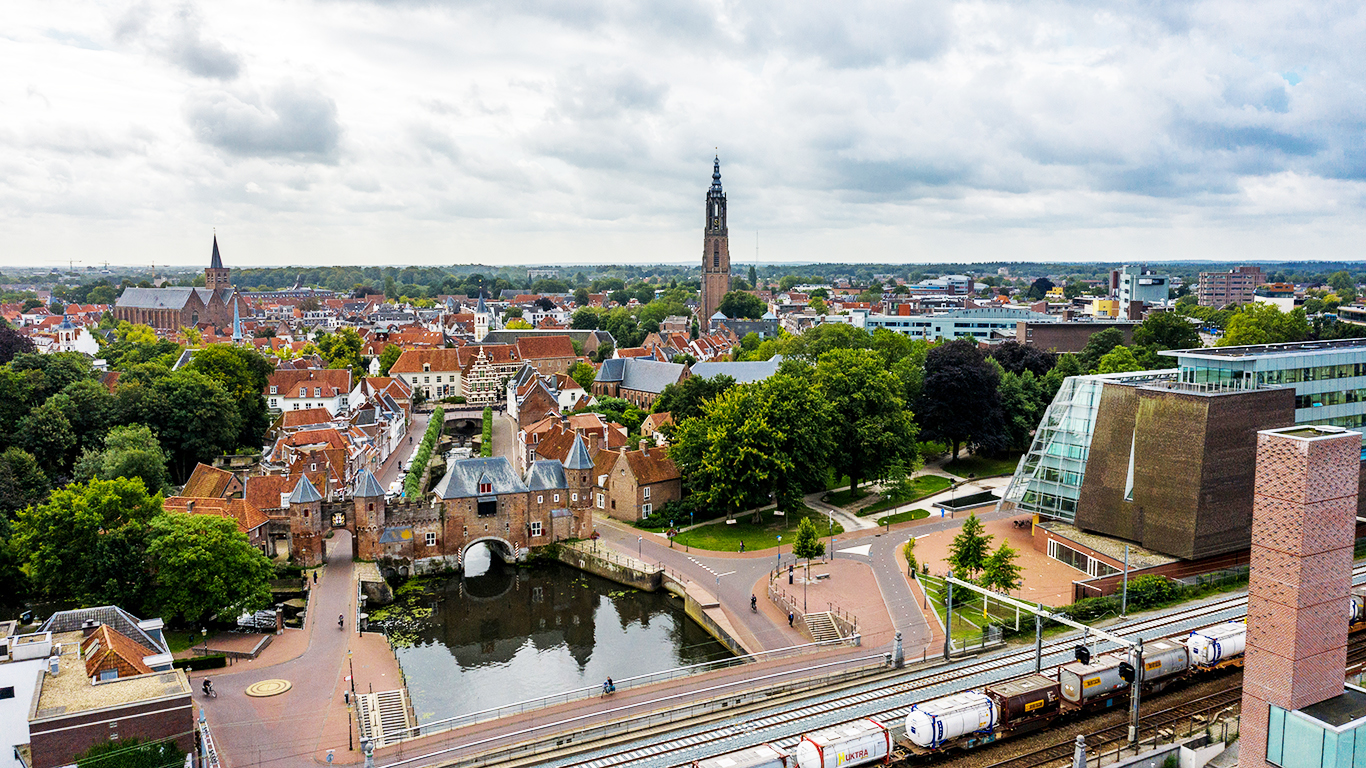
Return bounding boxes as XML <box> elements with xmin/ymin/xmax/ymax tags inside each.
<box><xmin>1074</xmin><ymin>381</ymin><xmax>1295</xmax><ymax>559</ymax></box>
<box><xmin>699</xmin><ymin>156</ymin><xmax>731</xmax><ymax>323</ymax></box>
<box><xmin>1014</xmin><ymin>319</ymin><xmax>1138</xmax><ymax>353</ymax></box>
<box><xmin>113</xmin><ymin>235</ymin><xmax>248</xmax><ymax>332</ymax></box>
<box><xmin>591</xmin><ymin>445</ymin><xmax>682</xmax><ymax>523</ymax></box>
<box><xmin>591</xmin><ymin>357</ymin><xmax>688</xmax><ymax>409</ymax></box>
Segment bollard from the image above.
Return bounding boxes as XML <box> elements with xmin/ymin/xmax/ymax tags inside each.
<box><xmin>894</xmin><ymin>631</ymin><xmax>904</xmax><ymax>668</ymax></box>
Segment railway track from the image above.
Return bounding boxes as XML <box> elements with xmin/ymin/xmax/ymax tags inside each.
<box><xmin>398</xmin><ymin>562</ymin><xmax>1366</xmax><ymax>768</ymax></box>
<box><xmin>552</xmin><ymin>592</ymin><xmax>1257</xmax><ymax>768</ymax></box>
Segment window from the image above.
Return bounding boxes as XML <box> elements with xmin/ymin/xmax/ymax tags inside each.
<box><xmin>642</xmin><ymin>503</ymin><xmax>652</xmax><ymax>515</ymax></box>
<box><xmin>554</xmin><ymin>493</ymin><xmax>561</xmax><ymax>502</ymax></box>
<box><xmin>479</xmin><ymin>481</ymin><xmax>492</xmax><ymax>494</ymax></box>
<box><xmin>293</xmin><ymin>403</ymin><xmax>300</xmax><ymax>410</ymax></box>
<box><xmin>436</xmin><ymin>376</ymin><xmax>442</xmax><ymax>383</ymax></box>
<box><xmin>315</xmin><ymin>387</ymin><xmax>322</xmax><ymax>397</ymax></box>
<box><xmin>531</xmin><ymin>521</ymin><xmax>543</xmax><ymax>537</ymax></box>
<box><xmin>270</xmin><ymin>399</ymin><xmax>277</xmax><ymax>407</ymax></box>
<box><xmin>570</xmin><ymin>492</ymin><xmax>577</xmax><ymax>502</ymax></box>
<box><xmin>270</xmin><ymin>386</ymin><xmax>278</xmax><ymax>394</ymax></box>
<box><xmin>425</xmin><ymin>532</ymin><xmax>436</xmax><ymax>547</ymax></box>
<box><xmin>537</xmin><ymin>495</ymin><xmax>544</xmax><ymax>504</ymax></box>
<box><xmin>99</xmin><ymin>669</ymin><xmax>118</xmax><ymax>681</ymax></box>
<box><xmin>0</xmin><ymin>686</ymin><xmax>14</xmax><ymax>699</ymax></box>
<box><xmin>643</xmin><ymin>486</ymin><xmax>651</xmax><ymax>500</ymax></box>
<box><xmin>311</xmin><ymin>463</ymin><xmax>317</xmax><ymax>471</ymax></box>
<box><xmin>597</xmin><ymin>493</ymin><xmax>604</xmax><ymax>508</ymax></box>
<box><xmin>300</xmin><ymin>387</ymin><xmax>307</xmax><ymax>397</ymax></box>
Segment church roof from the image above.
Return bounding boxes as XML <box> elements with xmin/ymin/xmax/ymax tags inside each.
<box><xmin>564</xmin><ymin>433</ymin><xmax>594</xmax><ymax>470</ymax></box>
<box><xmin>289</xmin><ymin>474</ymin><xmax>323</xmax><ymax>504</ymax></box>
<box><xmin>210</xmin><ymin>234</ymin><xmax>224</xmax><ymax>269</ymax></box>
<box><xmin>476</xmin><ymin>295</ymin><xmax>488</xmax><ymax>314</ymax></box>
<box><xmin>711</xmin><ymin>155</ymin><xmax>723</xmax><ymax>193</ymax></box>
<box><xmin>596</xmin><ymin>357</ymin><xmax>625</xmax><ymax>383</ymax></box>
<box><xmin>354</xmin><ymin>469</ymin><xmax>385</xmax><ymax>498</ymax></box>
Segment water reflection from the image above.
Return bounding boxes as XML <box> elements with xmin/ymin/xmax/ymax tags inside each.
<box><xmin>394</xmin><ymin>544</ymin><xmax>733</xmax><ymax>722</ymax></box>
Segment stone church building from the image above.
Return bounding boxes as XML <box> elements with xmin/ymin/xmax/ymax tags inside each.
<box><xmin>114</xmin><ymin>235</ymin><xmax>248</xmax><ymax>331</ymax></box>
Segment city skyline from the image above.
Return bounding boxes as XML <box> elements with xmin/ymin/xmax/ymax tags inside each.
<box><xmin>5</xmin><ymin>1</ymin><xmax>1365</xmax><ymax>268</ymax></box>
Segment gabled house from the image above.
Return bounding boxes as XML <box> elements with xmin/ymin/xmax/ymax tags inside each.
<box><xmin>592</xmin><ymin>445</ymin><xmax>682</xmax><ymax>523</ymax></box>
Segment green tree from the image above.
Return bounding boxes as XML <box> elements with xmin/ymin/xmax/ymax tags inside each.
<box><xmin>814</xmin><ymin>349</ymin><xmax>918</xmax><ymax>493</ymax></box>
<box><xmin>568</xmin><ymin>361</ymin><xmax>596</xmax><ymax>391</ymax></box>
<box><xmin>148</xmin><ymin>370</ymin><xmax>243</xmax><ymax>483</ymax></box>
<box><xmin>17</xmin><ymin>398</ymin><xmax>77</xmax><ymax>475</ymax></box>
<box><xmin>13</xmin><ymin>477</ymin><xmax>162</xmax><ymax>611</ymax></box>
<box><xmin>1329</xmin><ymin>271</ymin><xmax>1357</xmax><ymax>302</ymax></box>
<box><xmin>1078</xmin><ymin>328</ymin><xmax>1125</xmax><ymax>372</ymax></box>
<box><xmin>77</xmin><ymin>738</ymin><xmax>185</xmax><ymax>768</ymax></box>
<box><xmin>947</xmin><ymin>513</ymin><xmax>993</xmax><ymax>580</ymax></box>
<box><xmin>315</xmin><ymin>328</ymin><xmax>364</xmax><ymax>376</ymax></box>
<box><xmin>0</xmin><ymin>447</ymin><xmax>49</xmax><ymax>517</ymax></box>
<box><xmin>748</xmin><ymin>265</ymin><xmax>758</xmax><ymax>287</ymax></box>
<box><xmin>73</xmin><ymin>424</ymin><xmax>170</xmax><ymax>495</ymax></box>
<box><xmin>917</xmin><ymin>340</ymin><xmax>1005</xmax><ymax>461</ymax></box>
<box><xmin>782</xmin><ymin>323</ymin><xmax>873</xmax><ymax>361</ymax></box>
<box><xmin>377</xmin><ymin>344</ymin><xmax>403</xmax><ymax>376</ymax></box>
<box><xmin>717</xmin><ymin>291</ymin><xmax>765</xmax><ymax>319</ymax></box>
<box><xmin>1218</xmin><ymin>304</ymin><xmax>1311</xmax><ymax>347</ymax></box>
<box><xmin>1095</xmin><ymin>345</ymin><xmax>1145</xmax><ymax>374</ymax></box>
<box><xmin>791</xmin><ymin>516</ymin><xmax>826</xmax><ymax>580</ymax></box>
<box><xmin>0</xmin><ymin>325</ymin><xmax>37</xmax><ymax>365</ymax></box>
<box><xmin>1132</xmin><ymin>311</ymin><xmax>1200</xmax><ymax>351</ymax></box>
<box><xmin>58</xmin><ymin>379</ymin><xmax>117</xmax><ymax>454</ymax></box>
<box><xmin>808</xmin><ymin>297</ymin><xmax>827</xmax><ymax>314</ymax></box>
<box><xmin>147</xmin><ymin>512</ymin><xmax>274</xmax><ymax>624</ymax></box>
<box><xmin>997</xmin><ymin>369</ymin><xmax>1045</xmax><ymax>451</ymax></box>
<box><xmin>1026</xmin><ymin>278</ymin><xmax>1054</xmax><ymax>301</ymax></box>
<box><xmin>652</xmin><ymin>374</ymin><xmax>737</xmax><ymax>421</ymax></box>
<box><xmin>981</xmin><ymin>541</ymin><xmax>1023</xmax><ymax>594</ymax></box>
<box><xmin>185</xmin><ymin>344</ymin><xmax>274</xmax><ymax>450</ymax></box>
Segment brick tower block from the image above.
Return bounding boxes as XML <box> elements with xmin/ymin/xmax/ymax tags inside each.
<box><xmin>1241</xmin><ymin>425</ymin><xmax>1362</xmax><ymax>768</ymax></box>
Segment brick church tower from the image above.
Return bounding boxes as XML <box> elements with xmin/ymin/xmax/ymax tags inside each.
<box><xmin>205</xmin><ymin>234</ymin><xmax>231</xmax><ymax>293</ymax></box>
<box><xmin>700</xmin><ymin>156</ymin><xmax>730</xmax><ymax>322</ymax></box>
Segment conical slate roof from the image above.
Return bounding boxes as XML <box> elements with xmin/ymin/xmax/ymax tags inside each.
<box><xmin>353</xmin><ymin>469</ymin><xmax>385</xmax><ymax>498</ymax></box>
<box><xmin>210</xmin><ymin>234</ymin><xmax>223</xmax><ymax>269</ymax></box>
<box><xmin>564</xmin><ymin>433</ymin><xmax>593</xmax><ymax>470</ymax></box>
<box><xmin>289</xmin><ymin>474</ymin><xmax>322</xmax><ymax>504</ymax></box>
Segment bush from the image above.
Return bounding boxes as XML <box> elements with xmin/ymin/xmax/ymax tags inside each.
<box><xmin>1126</xmin><ymin>574</ymin><xmax>1180</xmax><ymax>609</ymax></box>
<box><xmin>173</xmin><ymin>654</ymin><xmax>228</xmax><ymax>671</ymax></box>
<box><xmin>438</xmin><ymin>395</ymin><xmax>466</xmax><ymax>404</ymax></box>
<box><xmin>1061</xmin><ymin>595</ymin><xmax>1120</xmax><ymax>622</ymax></box>
<box><xmin>481</xmin><ymin>407</ymin><xmax>493</xmax><ymax>457</ymax></box>
<box><xmin>403</xmin><ymin>407</ymin><xmax>445</xmax><ymax>496</ymax></box>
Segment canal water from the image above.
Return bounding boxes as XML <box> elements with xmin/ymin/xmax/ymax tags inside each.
<box><xmin>387</xmin><ymin>545</ymin><xmax>734</xmax><ymax>723</ymax></box>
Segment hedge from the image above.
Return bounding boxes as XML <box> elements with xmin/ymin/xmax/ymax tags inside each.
<box><xmin>173</xmin><ymin>654</ymin><xmax>228</xmax><ymax>671</ymax></box>
<box><xmin>481</xmin><ymin>407</ymin><xmax>493</xmax><ymax>457</ymax></box>
<box><xmin>403</xmin><ymin>407</ymin><xmax>445</xmax><ymax>497</ymax></box>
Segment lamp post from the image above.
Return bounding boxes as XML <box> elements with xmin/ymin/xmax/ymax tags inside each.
<box><xmin>776</xmin><ymin>535</ymin><xmax>782</xmax><ymax>565</ymax></box>
<box><xmin>200</xmin><ymin>627</ymin><xmax>208</xmax><ymax>657</ymax></box>
<box><xmin>348</xmin><ymin>649</ymin><xmax>355</xmax><ymax>694</ymax></box>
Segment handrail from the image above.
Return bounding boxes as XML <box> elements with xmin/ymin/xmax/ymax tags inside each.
<box><xmin>407</xmin><ymin>636</ymin><xmax>858</xmax><ymax>735</ymax></box>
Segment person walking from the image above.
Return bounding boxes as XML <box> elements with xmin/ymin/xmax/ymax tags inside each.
<box><xmin>788</xmin><ymin>612</ymin><xmax>795</xmax><ymax>627</ymax></box>
<box><xmin>313</xmin><ymin>571</ymin><xmax>318</xmax><ymax>585</ymax></box>
<box><xmin>739</xmin><ymin>540</ymin><xmax>745</xmax><ymax>553</ymax></box>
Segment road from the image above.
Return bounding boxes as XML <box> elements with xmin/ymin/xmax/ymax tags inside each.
<box><xmin>378</xmin><ymin>410</ymin><xmax>430</xmax><ymax>489</ymax></box>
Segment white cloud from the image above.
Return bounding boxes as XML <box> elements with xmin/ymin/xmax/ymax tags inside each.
<box><xmin>1</xmin><ymin>0</ymin><xmax>1365</xmax><ymax>267</ymax></box>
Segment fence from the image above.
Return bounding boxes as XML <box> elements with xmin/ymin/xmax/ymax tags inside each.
<box><xmin>388</xmin><ymin>637</ymin><xmax>875</xmax><ymax>742</ymax></box>
<box><xmin>766</xmin><ymin>578</ymin><xmax>861</xmax><ymax>645</ymax></box>
<box><xmin>382</xmin><ymin>652</ymin><xmax>894</xmax><ymax>768</ymax></box>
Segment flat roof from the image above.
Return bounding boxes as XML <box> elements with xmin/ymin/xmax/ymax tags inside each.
<box><xmin>1039</xmin><ymin>521</ymin><xmax>1179</xmax><ymax>569</ymax></box>
<box><xmin>1161</xmin><ymin>337</ymin><xmax>1366</xmax><ymax>360</ymax></box>
<box><xmin>1300</xmin><ymin>687</ymin><xmax>1366</xmax><ymax>728</ymax></box>
<box><xmin>31</xmin><ymin>631</ymin><xmax>191</xmax><ymax>722</ymax></box>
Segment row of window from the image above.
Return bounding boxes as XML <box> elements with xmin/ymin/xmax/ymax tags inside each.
<box><xmin>1295</xmin><ymin>390</ymin><xmax>1366</xmax><ymax>409</ymax></box>
<box><xmin>1259</xmin><ymin>363</ymin><xmax>1366</xmax><ymax>385</ymax></box>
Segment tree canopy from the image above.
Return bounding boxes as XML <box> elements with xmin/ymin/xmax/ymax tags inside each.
<box><xmin>813</xmin><ymin>349</ymin><xmax>918</xmax><ymax>492</ymax></box>
<box><xmin>147</xmin><ymin>513</ymin><xmax>274</xmax><ymax>624</ymax></box>
<box><xmin>1218</xmin><ymin>304</ymin><xmax>1311</xmax><ymax>347</ymax></box>
<box><xmin>717</xmin><ymin>291</ymin><xmax>766</xmax><ymax>319</ymax></box>
<box><xmin>918</xmin><ymin>340</ymin><xmax>1004</xmax><ymax>460</ymax></box>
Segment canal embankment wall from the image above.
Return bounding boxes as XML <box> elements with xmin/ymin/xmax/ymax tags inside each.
<box><xmin>551</xmin><ymin>542</ymin><xmax>754</xmax><ymax>656</ymax></box>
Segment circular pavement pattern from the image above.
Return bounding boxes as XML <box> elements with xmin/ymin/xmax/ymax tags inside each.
<box><xmin>245</xmin><ymin>679</ymin><xmax>292</xmax><ymax>697</ymax></box>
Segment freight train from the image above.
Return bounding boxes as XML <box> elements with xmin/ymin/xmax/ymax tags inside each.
<box><xmin>690</xmin><ymin>596</ymin><xmax>1366</xmax><ymax>768</ymax></box>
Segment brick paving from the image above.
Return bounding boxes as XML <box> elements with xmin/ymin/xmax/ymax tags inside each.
<box><xmin>911</xmin><ymin>513</ymin><xmax>1083</xmax><ymax>606</ymax></box>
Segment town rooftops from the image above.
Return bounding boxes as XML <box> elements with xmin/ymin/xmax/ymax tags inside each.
<box><xmin>40</xmin><ymin>607</ymin><xmax>167</xmax><ymax>655</ymax></box>
<box><xmin>624</xmin><ymin>446</ymin><xmax>681</xmax><ymax>485</ymax></box>
<box><xmin>81</xmin><ymin>623</ymin><xmax>157</xmax><ymax>678</ymax></box>
<box><xmin>114</xmin><ymin>287</ymin><xmax>217</xmax><ymax>310</ymax></box>
<box><xmin>181</xmin><ymin>462</ymin><xmax>237</xmax><ymax>498</ymax></box>
<box><xmin>163</xmin><ymin>497</ymin><xmax>270</xmax><ymax>535</ymax></box>
<box><xmin>564</xmin><ymin>433</ymin><xmax>593</xmax><ymax>470</ymax></box>
<box><xmin>433</xmin><ymin>456</ymin><xmax>529</xmax><ymax>498</ymax></box>
<box><xmin>619</xmin><ymin>358</ymin><xmax>687</xmax><ymax>393</ymax></box>
<box><xmin>289</xmin><ymin>474</ymin><xmax>323</xmax><ymax>504</ymax></box>
<box><xmin>354</xmin><ymin>469</ymin><xmax>385</xmax><ymax>498</ymax></box>
<box><xmin>515</xmin><ymin>334</ymin><xmax>576</xmax><ymax>360</ymax></box>
<box><xmin>525</xmin><ymin>460</ymin><xmax>569</xmax><ymax>491</ymax></box>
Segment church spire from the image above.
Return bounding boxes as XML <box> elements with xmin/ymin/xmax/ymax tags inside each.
<box><xmin>711</xmin><ymin>155</ymin><xmax>722</xmax><ymax>194</ymax></box>
<box><xmin>210</xmin><ymin>234</ymin><xmax>223</xmax><ymax>270</ymax></box>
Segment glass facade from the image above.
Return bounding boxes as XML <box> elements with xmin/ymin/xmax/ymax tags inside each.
<box><xmin>1267</xmin><ymin>688</ymin><xmax>1366</xmax><ymax>768</ymax></box>
<box><xmin>1001</xmin><ymin>370</ymin><xmax>1176</xmax><ymax>523</ymax></box>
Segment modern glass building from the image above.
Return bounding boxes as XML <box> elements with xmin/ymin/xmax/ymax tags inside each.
<box><xmin>1267</xmin><ymin>687</ymin><xmax>1366</xmax><ymax>768</ymax></box>
<box><xmin>1003</xmin><ymin>337</ymin><xmax>1366</xmax><ymax>524</ymax></box>
<box><xmin>1000</xmin><ymin>369</ymin><xmax>1177</xmax><ymax>523</ymax></box>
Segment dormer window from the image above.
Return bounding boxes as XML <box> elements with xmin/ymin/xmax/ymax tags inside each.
<box><xmin>270</xmin><ymin>386</ymin><xmax>278</xmax><ymax>394</ymax></box>
<box><xmin>314</xmin><ymin>387</ymin><xmax>322</xmax><ymax>397</ymax></box>
<box><xmin>300</xmin><ymin>387</ymin><xmax>307</xmax><ymax>397</ymax></box>
<box><xmin>478</xmin><ymin>481</ymin><xmax>492</xmax><ymax>494</ymax></box>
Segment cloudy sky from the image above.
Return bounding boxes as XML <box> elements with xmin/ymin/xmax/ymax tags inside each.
<box><xmin>4</xmin><ymin>1</ymin><xmax>1365</xmax><ymax>268</ymax></box>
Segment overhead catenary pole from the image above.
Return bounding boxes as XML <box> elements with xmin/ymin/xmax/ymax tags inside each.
<box><xmin>944</xmin><ymin>571</ymin><xmax>954</xmax><ymax>660</ymax></box>
<box><xmin>943</xmin><ymin>575</ymin><xmax>1136</xmax><ymax>648</ymax></box>
<box><xmin>1120</xmin><ymin>544</ymin><xmax>1131</xmax><ymax>618</ymax></box>
<box><xmin>1034</xmin><ymin>606</ymin><xmax>1043</xmax><ymax>673</ymax></box>
<box><xmin>1128</xmin><ymin>639</ymin><xmax>1144</xmax><ymax>743</ymax></box>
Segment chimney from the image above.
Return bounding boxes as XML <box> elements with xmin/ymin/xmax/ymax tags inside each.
<box><xmin>640</xmin><ymin>443</ymin><xmax>649</xmax><ymax>456</ymax></box>
<box><xmin>48</xmin><ymin>655</ymin><xmax>59</xmax><ymax>676</ymax></box>
<box><xmin>81</xmin><ymin>619</ymin><xmax>100</xmax><ymax>638</ymax></box>
<box><xmin>186</xmin><ymin>500</ymin><xmax>195</xmax><ymax>513</ymax></box>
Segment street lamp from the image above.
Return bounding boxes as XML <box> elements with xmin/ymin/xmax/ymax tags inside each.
<box><xmin>348</xmin><ymin>649</ymin><xmax>355</xmax><ymax>694</ymax></box>
<box><xmin>776</xmin><ymin>535</ymin><xmax>782</xmax><ymax>565</ymax></box>
<box><xmin>200</xmin><ymin>627</ymin><xmax>208</xmax><ymax>657</ymax></box>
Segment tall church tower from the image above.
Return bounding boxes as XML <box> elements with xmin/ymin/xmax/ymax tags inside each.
<box><xmin>700</xmin><ymin>156</ymin><xmax>731</xmax><ymax>322</ymax></box>
<box><xmin>205</xmin><ymin>234</ymin><xmax>230</xmax><ymax>293</ymax></box>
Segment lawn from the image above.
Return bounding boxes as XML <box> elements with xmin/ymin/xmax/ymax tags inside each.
<box><xmin>917</xmin><ymin>573</ymin><xmax>1034</xmax><ymax>643</ymax></box>
<box><xmin>858</xmin><ymin>475</ymin><xmax>954</xmax><ymax>516</ymax></box>
<box><xmin>823</xmin><ymin>486</ymin><xmax>870</xmax><ymax>506</ymax></box>
<box><xmin>944</xmin><ymin>452</ymin><xmax>1023</xmax><ymax>478</ymax></box>
<box><xmin>164</xmin><ymin>631</ymin><xmax>200</xmax><ymax>654</ymax></box>
<box><xmin>670</xmin><ymin>505</ymin><xmax>845</xmax><ymax>552</ymax></box>
<box><xmin>875</xmin><ymin>508</ymin><xmax>930</xmax><ymax>527</ymax></box>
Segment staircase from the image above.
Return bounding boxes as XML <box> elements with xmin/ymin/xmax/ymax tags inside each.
<box><xmin>357</xmin><ymin>689</ymin><xmax>416</xmax><ymax>747</ymax></box>
<box><xmin>804</xmin><ymin>612</ymin><xmax>842</xmax><ymax>643</ymax></box>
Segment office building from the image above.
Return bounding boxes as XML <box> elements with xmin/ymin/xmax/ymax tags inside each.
<box><xmin>1113</xmin><ymin>264</ymin><xmax>1168</xmax><ymax>319</ymax></box>
<box><xmin>1198</xmin><ymin>265</ymin><xmax>1264</xmax><ymax>308</ymax></box>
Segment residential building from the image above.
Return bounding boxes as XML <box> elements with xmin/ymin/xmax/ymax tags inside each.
<box><xmin>481</xmin><ymin>329</ymin><xmax>615</xmax><ymax>357</ymax></box>
<box><xmin>592</xmin><ymin>445</ymin><xmax>683</xmax><ymax>523</ymax></box>
<box><xmin>389</xmin><ymin>345</ymin><xmax>523</xmax><ymax>405</ymax></box>
<box><xmin>1014</xmin><ymin>320</ymin><xmax>1138</xmax><ymax>353</ymax></box>
<box><xmin>1198</xmin><ymin>265</ymin><xmax>1264</xmax><ymax>307</ymax></box>
<box><xmin>163</xmin><ymin>496</ymin><xmax>270</xmax><ymax>551</ymax></box>
<box><xmin>512</xmin><ymin>335</ymin><xmax>577</xmax><ymax>376</ymax></box>
<box><xmin>26</xmin><ymin>608</ymin><xmax>193</xmax><ymax>768</ymax></box>
<box><xmin>265</xmin><ymin>369</ymin><xmax>353</xmax><ymax>415</ymax></box>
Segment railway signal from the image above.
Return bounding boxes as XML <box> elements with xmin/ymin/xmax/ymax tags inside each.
<box><xmin>1075</xmin><ymin>645</ymin><xmax>1091</xmax><ymax>665</ymax></box>
<box><xmin>1117</xmin><ymin>660</ymin><xmax>1135</xmax><ymax>682</ymax></box>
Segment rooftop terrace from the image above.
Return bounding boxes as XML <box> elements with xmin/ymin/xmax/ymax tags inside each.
<box><xmin>1161</xmin><ymin>337</ymin><xmax>1366</xmax><ymax>360</ymax></box>
<box><xmin>30</xmin><ymin>631</ymin><xmax>191</xmax><ymax>722</ymax></box>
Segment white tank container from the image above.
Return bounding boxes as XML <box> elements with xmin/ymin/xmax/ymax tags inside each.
<box><xmin>694</xmin><ymin>743</ymin><xmax>790</xmax><ymax>768</ymax></box>
<box><xmin>793</xmin><ymin>718</ymin><xmax>890</xmax><ymax>768</ymax></box>
<box><xmin>1060</xmin><ymin>655</ymin><xmax>1127</xmax><ymax>703</ymax></box>
<box><xmin>1187</xmin><ymin>623</ymin><xmax>1246</xmax><ymax>666</ymax></box>
<box><xmin>905</xmin><ymin>691</ymin><xmax>998</xmax><ymax>748</ymax></box>
<box><xmin>1352</xmin><ymin>594</ymin><xmax>1365</xmax><ymax>624</ymax></box>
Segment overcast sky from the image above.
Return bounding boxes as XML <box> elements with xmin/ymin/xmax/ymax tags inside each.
<box><xmin>4</xmin><ymin>1</ymin><xmax>1365</xmax><ymax>269</ymax></box>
